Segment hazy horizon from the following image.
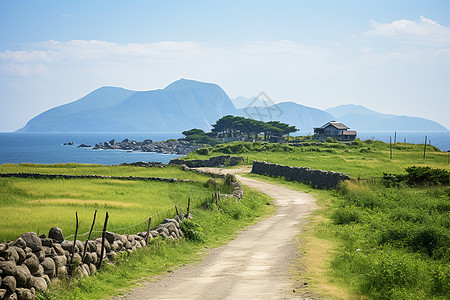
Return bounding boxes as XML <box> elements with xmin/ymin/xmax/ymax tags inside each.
<box><xmin>1</xmin><ymin>0</ymin><xmax>449</xmax><ymax>131</ymax></box>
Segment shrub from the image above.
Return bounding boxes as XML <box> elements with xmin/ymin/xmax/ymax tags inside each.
<box><xmin>332</xmin><ymin>206</ymin><xmax>362</xmax><ymax>225</ymax></box>
<box><xmin>383</xmin><ymin>166</ymin><xmax>449</xmax><ymax>187</ymax></box>
<box><xmin>197</xmin><ymin>148</ymin><xmax>209</xmax><ymax>155</ymax></box>
<box><xmin>179</xmin><ymin>219</ymin><xmax>205</xmax><ymax>242</ymax></box>
<box><xmin>409</xmin><ymin>226</ymin><xmax>449</xmax><ymax>258</ymax></box>
<box><xmin>359</xmin><ymin>251</ymin><xmax>419</xmax><ymax>299</ymax></box>
<box><xmin>220</xmin><ymin>198</ymin><xmax>249</xmax><ymax>220</ymax></box>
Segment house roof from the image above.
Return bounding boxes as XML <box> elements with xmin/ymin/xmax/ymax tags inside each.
<box><xmin>319</xmin><ymin>121</ymin><xmax>350</xmax><ymax>130</ymax></box>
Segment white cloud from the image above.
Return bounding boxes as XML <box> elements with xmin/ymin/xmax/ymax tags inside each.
<box><xmin>366</xmin><ymin>16</ymin><xmax>450</xmax><ymax>45</ymax></box>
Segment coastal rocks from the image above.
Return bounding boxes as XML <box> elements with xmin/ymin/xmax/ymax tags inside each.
<box><xmin>91</xmin><ymin>138</ymin><xmax>201</xmax><ymax>155</ymax></box>
<box><xmin>77</xmin><ymin>144</ymin><xmax>91</xmax><ymax>148</ymax></box>
<box><xmin>169</xmin><ymin>155</ymin><xmax>244</xmax><ymax>168</ymax></box>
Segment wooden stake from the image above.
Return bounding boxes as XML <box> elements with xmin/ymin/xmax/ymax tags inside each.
<box><xmin>70</xmin><ymin>212</ymin><xmax>79</xmax><ymax>266</ymax></box>
<box><xmin>145</xmin><ymin>217</ymin><xmax>152</xmax><ymax>246</ymax></box>
<box><xmin>175</xmin><ymin>205</ymin><xmax>179</xmax><ymax>215</ymax></box>
<box><xmin>82</xmin><ymin>210</ymin><xmax>97</xmax><ymax>264</ymax></box>
<box><xmin>423</xmin><ymin>135</ymin><xmax>427</xmax><ymax>160</ymax></box>
<box><xmin>179</xmin><ymin>205</ymin><xmax>184</xmax><ymax>221</ymax></box>
<box><xmin>187</xmin><ymin>198</ymin><xmax>191</xmax><ymax>215</ymax></box>
<box><xmin>390</xmin><ymin>136</ymin><xmax>392</xmax><ymax>159</ymax></box>
<box><xmin>98</xmin><ymin>212</ymin><xmax>109</xmax><ymax>269</ymax></box>
<box><xmin>394</xmin><ymin>131</ymin><xmax>397</xmax><ymax>144</ymax></box>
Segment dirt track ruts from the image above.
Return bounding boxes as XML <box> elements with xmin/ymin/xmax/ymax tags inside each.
<box><xmin>115</xmin><ymin>168</ymin><xmax>317</xmax><ymax>299</ymax></box>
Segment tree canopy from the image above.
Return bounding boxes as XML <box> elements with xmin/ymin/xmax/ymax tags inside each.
<box><xmin>211</xmin><ymin>115</ymin><xmax>297</xmax><ymax>141</ymax></box>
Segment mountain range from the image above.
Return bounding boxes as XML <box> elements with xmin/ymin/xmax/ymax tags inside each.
<box><xmin>17</xmin><ymin>79</ymin><xmax>448</xmax><ymax>133</ymax></box>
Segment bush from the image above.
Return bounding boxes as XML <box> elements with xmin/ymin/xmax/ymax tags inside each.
<box><xmin>359</xmin><ymin>251</ymin><xmax>419</xmax><ymax>299</ymax></box>
<box><xmin>179</xmin><ymin>219</ymin><xmax>205</xmax><ymax>242</ymax></box>
<box><xmin>220</xmin><ymin>198</ymin><xmax>249</xmax><ymax>220</ymax></box>
<box><xmin>383</xmin><ymin>166</ymin><xmax>449</xmax><ymax>187</ymax></box>
<box><xmin>409</xmin><ymin>226</ymin><xmax>449</xmax><ymax>258</ymax></box>
<box><xmin>332</xmin><ymin>206</ymin><xmax>362</xmax><ymax>225</ymax></box>
<box><xmin>197</xmin><ymin>148</ymin><xmax>209</xmax><ymax>155</ymax></box>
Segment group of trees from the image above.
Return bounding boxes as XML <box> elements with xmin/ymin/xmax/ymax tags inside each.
<box><xmin>211</xmin><ymin>115</ymin><xmax>297</xmax><ymax>141</ymax></box>
<box><xmin>182</xmin><ymin>115</ymin><xmax>298</xmax><ymax>144</ymax></box>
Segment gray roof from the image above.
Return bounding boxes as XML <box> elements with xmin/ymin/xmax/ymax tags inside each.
<box><xmin>320</xmin><ymin>121</ymin><xmax>350</xmax><ymax>130</ymax></box>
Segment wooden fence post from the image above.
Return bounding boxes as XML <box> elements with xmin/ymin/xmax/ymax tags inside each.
<box><xmin>187</xmin><ymin>198</ymin><xmax>191</xmax><ymax>215</ymax></box>
<box><xmin>145</xmin><ymin>217</ymin><xmax>152</xmax><ymax>246</ymax></box>
<box><xmin>423</xmin><ymin>135</ymin><xmax>427</xmax><ymax>160</ymax></box>
<box><xmin>82</xmin><ymin>210</ymin><xmax>97</xmax><ymax>263</ymax></box>
<box><xmin>390</xmin><ymin>136</ymin><xmax>392</xmax><ymax>159</ymax></box>
<box><xmin>98</xmin><ymin>212</ymin><xmax>109</xmax><ymax>269</ymax></box>
<box><xmin>70</xmin><ymin>212</ymin><xmax>79</xmax><ymax>266</ymax></box>
<box><xmin>175</xmin><ymin>205</ymin><xmax>179</xmax><ymax>215</ymax></box>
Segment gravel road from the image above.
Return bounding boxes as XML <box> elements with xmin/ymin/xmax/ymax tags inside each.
<box><xmin>115</xmin><ymin>168</ymin><xmax>317</xmax><ymax>299</ymax></box>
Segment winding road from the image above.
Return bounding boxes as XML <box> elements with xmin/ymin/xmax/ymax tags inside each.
<box><xmin>116</xmin><ymin>168</ymin><xmax>317</xmax><ymax>299</ymax></box>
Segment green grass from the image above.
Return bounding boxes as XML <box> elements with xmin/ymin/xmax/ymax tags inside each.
<box><xmin>0</xmin><ymin>163</ymin><xmax>210</xmax><ymax>182</ymax></box>
<box><xmin>184</xmin><ymin>140</ymin><xmax>449</xmax><ymax>179</ymax></box>
<box><xmin>38</xmin><ymin>187</ymin><xmax>274</xmax><ymax>300</ymax></box>
<box><xmin>244</xmin><ymin>172</ymin><xmax>450</xmax><ymax>299</ymax></box>
<box><xmin>0</xmin><ymin>175</ymin><xmax>220</xmax><ymax>242</ymax></box>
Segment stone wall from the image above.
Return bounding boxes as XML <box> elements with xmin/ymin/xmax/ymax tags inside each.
<box><xmin>0</xmin><ymin>173</ymin><xmax>192</xmax><ymax>183</ymax></box>
<box><xmin>169</xmin><ymin>155</ymin><xmax>244</xmax><ymax>168</ymax></box>
<box><xmin>251</xmin><ymin>161</ymin><xmax>350</xmax><ymax>189</ymax></box>
<box><xmin>0</xmin><ymin>215</ymin><xmax>188</xmax><ymax>300</ymax></box>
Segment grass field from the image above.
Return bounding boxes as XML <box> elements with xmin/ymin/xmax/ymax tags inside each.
<box><xmin>0</xmin><ymin>163</ymin><xmax>210</xmax><ymax>182</ymax></box>
<box><xmin>185</xmin><ymin>140</ymin><xmax>449</xmax><ymax>179</ymax></box>
<box><xmin>40</xmin><ymin>186</ymin><xmax>274</xmax><ymax>300</ymax></box>
<box><xmin>0</xmin><ymin>163</ymin><xmax>226</xmax><ymax>242</ymax></box>
<box><xmin>245</xmin><ymin>169</ymin><xmax>450</xmax><ymax>299</ymax></box>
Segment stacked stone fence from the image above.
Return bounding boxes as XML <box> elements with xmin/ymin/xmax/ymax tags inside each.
<box><xmin>251</xmin><ymin>161</ymin><xmax>350</xmax><ymax>189</ymax></box>
<box><xmin>0</xmin><ymin>207</ymin><xmax>191</xmax><ymax>300</ymax></box>
<box><xmin>0</xmin><ymin>173</ymin><xmax>192</xmax><ymax>183</ymax></box>
<box><xmin>169</xmin><ymin>155</ymin><xmax>244</xmax><ymax>168</ymax></box>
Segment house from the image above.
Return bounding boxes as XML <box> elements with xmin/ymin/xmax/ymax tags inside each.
<box><xmin>313</xmin><ymin>121</ymin><xmax>357</xmax><ymax>141</ymax></box>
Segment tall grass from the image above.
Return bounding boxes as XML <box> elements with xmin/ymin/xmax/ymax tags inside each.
<box><xmin>0</xmin><ymin>176</ymin><xmax>216</xmax><ymax>242</ymax></box>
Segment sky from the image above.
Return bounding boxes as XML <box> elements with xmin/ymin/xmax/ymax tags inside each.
<box><xmin>1</xmin><ymin>0</ymin><xmax>449</xmax><ymax>131</ymax></box>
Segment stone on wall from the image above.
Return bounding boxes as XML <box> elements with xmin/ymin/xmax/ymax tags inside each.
<box><xmin>251</xmin><ymin>161</ymin><xmax>350</xmax><ymax>189</ymax></box>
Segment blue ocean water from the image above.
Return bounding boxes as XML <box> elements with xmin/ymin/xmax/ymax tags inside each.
<box><xmin>0</xmin><ymin>132</ymin><xmax>183</xmax><ymax>165</ymax></box>
<box><xmin>0</xmin><ymin>131</ymin><xmax>449</xmax><ymax>165</ymax></box>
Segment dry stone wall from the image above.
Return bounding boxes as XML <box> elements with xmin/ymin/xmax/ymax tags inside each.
<box><xmin>169</xmin><ymin>155</ymin><xmax>244</xmax><ymax>168</ymax></box>
<box><xmin>251</xmin><ymin>161</ymin><xmax>350</xmax><ymax>189</ymax></box>
<box><xmin>0</xmin><ymin>216</ymin><xmax>188</xmax><ymax>300</ymax></box>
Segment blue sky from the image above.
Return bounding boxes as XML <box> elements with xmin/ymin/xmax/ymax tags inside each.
<box><xmin>1</xmin><ymin>0</ymin><xmax>449</xmax><ymax>131</ymax></box>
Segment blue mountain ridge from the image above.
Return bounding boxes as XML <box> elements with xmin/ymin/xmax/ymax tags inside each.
<box><xmin>16</xmin><ymin>80</ymin><xmax>448</xmax><ymax>133</ymax></box>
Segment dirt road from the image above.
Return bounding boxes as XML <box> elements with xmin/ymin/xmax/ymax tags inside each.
<box><xmin>116</xmin><ymin>169</ymin><xmax>317</xmax><ymax>299</ymax></box>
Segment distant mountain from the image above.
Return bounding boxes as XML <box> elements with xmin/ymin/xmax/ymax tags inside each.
<box><xmin>238</xmin><ymin>102</ymin><xmax>334</xmax><ymax>132</ymax></box>
<box><xmin>17</xmin><ymin>82</ymin><xmax>447</xmax><ymax>133</ymax></box>
<box><xmin>17</xmin><ymin>79</ymin><xmax>239</xmax><ymax>133</ymax></box>
<box><xmin>325</xmin><ymin>104</ymin><xmax>448</xmax><ymax>131</ymax></box>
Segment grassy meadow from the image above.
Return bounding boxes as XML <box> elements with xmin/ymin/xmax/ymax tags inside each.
<box><xmin>185</xmin><ymin>140</ymin><xmax>449</xmax><ymax>178</ymax></box>
<box><xmin>0</xmin><ymin>164</ymin><xmax>221</xmax><ymax>242</ymax></box>
<box><xmin>244</xmin><ymin>159</ymin><xmax>449</xmax><ymax>299</ymax></box>
<box><xmin>40</xmin><ymin>186</ymin><xmax>274</xmax><ymax>299</ymax></box>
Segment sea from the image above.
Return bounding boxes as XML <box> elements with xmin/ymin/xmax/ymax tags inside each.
<box><xmin>0</xmin><ymin>131</ymin><xmax>449</xmax><ymax>165</ymax></box>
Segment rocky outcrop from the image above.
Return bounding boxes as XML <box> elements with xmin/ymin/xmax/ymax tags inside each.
<box><xmin>91</xmin><ymin>139</ymin><xmax>202</xmax><ymax>155</ymax></box>
<box><xmin>251</xmin><ymin>161</ymin><xmax>350</xmax><ymax>189</ymax></box>
<box><xmin>0</xmin><ymin>215</ymin><xmax>190</xmax><ymax>299</ymax></box>
<box><xmin>169</xmin><ymin>155</ymin><xmax>244</xmax><ymax>168</ymax></box>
